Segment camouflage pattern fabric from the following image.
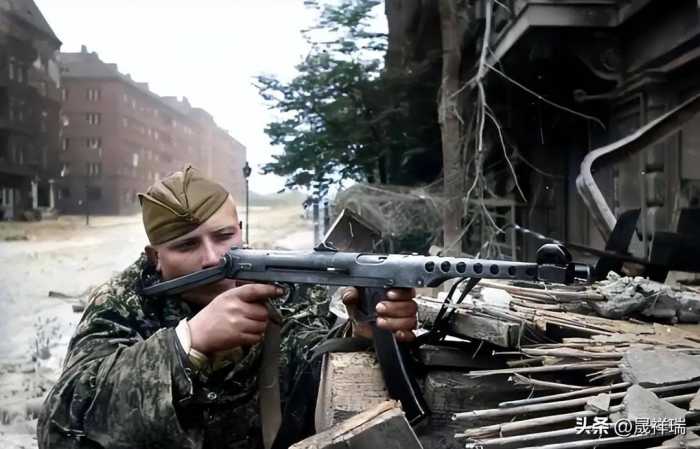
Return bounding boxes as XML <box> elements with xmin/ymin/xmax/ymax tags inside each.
<box><xmin>38</xmin><ymin>255</ymin><xmax>336</xmax><ymax>449</ymax></box>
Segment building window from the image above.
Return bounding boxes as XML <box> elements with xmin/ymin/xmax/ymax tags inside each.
<box><xmin>61</xmin><ymin>138</ymin><xmax>70</xmax><ymax>151</ymax></box>
<box><xmin>87</xmin><ymin>88</ymin><xmax>101</xmax><ymax>102</ymax></box>
<box><xmin>60</xmin><ymin>162</ymin><xmax>70</xmax><ymax>177</ymax></box>
<box><xmin>1</xmin><ymin>187</ymin><xmax>14</xmax><ymax>206</ymax></box>
<box><xmin>40</xmin><ymin>82</ymin><xmax>48</xmax><ymax>97</ymax></box>
<box><xmin>59</xmin><ymin>187</ymin><xmax>71</xmax><ymax>199</ymax></box>
<box><xmin>132</xmin><ymin>153</ymin><xmax>139</xmax><ymax>167</ymax></box>
<box><xmin>61</xmin><ymin>88</ymin><xmax>68</xmax><ymax>101</ymax></box>
<box><xmin>86</xmin><ymin>113</ymin><xmax>101</xmax><ymax>125</ymax></box>
<box><xmin>86</xmin><ymin>137</ymin><xmax>102</xmax><ymax>149</ymax></box>
<box><xmin>88</xmin><ymin>162</ymin><xmax>101</xmax><ymax>177</ymax></box>
<box><xmin>8</xmin><ymin>57</ymin><xmax>15</xmax><ymax>80</ymax></box>
<box><xmin>87</xmin><ymin>186</ymin><xmax>102</xmax><ymax>200</ymax></box>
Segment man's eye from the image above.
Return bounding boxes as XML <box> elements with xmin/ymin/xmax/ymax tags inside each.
<box><xmin>175</xmin><ymin>241</ymin><xmax>197</xmax><ymax>251</ymax></box>
<box><xmin>216</xmin><ymin>233</ymin><xmax>235</xmax><ymax>240</ymax></box>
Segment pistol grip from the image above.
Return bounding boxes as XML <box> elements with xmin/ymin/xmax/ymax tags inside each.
<box><xmin>356</xmin><ymin>287</ymin><xmax>385</xmax><ymax>322</ymax></box>
<box><xmin>357</xmin><ymin>287</ymin><xmax>429</xmax><ymax>424</ymax></box>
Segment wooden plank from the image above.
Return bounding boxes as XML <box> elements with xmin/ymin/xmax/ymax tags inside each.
<box><xmin>418</xmin><ymin>344</ymin><xmax>504</xmax><ymax>370</ymax></box>
<box><xmin>416</xmin><ymin>297</ymin><xmax>521</xmax><ymax>347</ymax></box>
<box><xmin>292</xmin><ymin>401</ymin><xmax>423</xmax><ymax>449</ymax></box>
<box><xmin>315</xmin><ymin>352</ymin><xmax>390</xmax><ymax>432</ymax></box>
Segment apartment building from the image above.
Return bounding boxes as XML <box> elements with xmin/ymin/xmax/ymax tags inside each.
<box><xmin>0</xmin><ymin>0</ymin><xmax>62</xmax><ymax>219</ymax></box>
<box><xmin>57</xmin><ymin>46</ymin><xmax>246</xmax><ymax>215</ymax></box>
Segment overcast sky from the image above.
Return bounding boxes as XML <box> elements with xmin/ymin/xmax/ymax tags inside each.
<box><xmin>35</xmin><ymin>0</ymin><xmax>384</xmax><ymax>194</ymax></box>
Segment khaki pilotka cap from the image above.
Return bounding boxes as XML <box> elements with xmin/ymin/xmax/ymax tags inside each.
<box><xmin>138</xmin><ymin>165</ymin><xmax>230</xmax><ymax>245</ymax></box>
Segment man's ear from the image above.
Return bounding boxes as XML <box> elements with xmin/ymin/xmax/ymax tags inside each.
<box><xmin>145</xmin><ymin>246</ymin><xmax>160</xmax><ymax>271</ymax></box>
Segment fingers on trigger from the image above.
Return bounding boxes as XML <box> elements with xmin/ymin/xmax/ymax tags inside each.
<box><xmin>376</xmin><ymin>317</ymin><xmax>417</xmax><ymax>332</ymax></box>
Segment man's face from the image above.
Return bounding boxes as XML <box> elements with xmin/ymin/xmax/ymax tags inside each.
<box><xmin>150</xmin><ymin>197</ymin><xmax>242</xmax><ymax>305</ymax></box>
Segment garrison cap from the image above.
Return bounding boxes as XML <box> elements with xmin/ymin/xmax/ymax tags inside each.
<box><xmin>138</xmin><ymin>165</ymin><xmax>230</xmax><ymax>245</ymax></box>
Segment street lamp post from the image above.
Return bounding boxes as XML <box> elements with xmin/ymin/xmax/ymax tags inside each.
<box><xmin>84</xmin><ymin>162</ymin><xmax>90</xmax><ymax>226</ymax></box>
<box><xmin>242</xmin><ymin>161</ymin><xmax>251</xmax><ymax>245</ymax></box>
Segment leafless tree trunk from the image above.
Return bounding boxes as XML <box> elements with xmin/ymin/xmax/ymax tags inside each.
<box><xmin>438</xmin><ymin>0</ymin><xmax>464</xmax><ymax>255</ymax></box>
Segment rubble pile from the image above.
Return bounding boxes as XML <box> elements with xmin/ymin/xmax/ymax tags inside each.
<box><xmin>416</xmin><ymin>276</ymin><xmax>700</xmax><ymax>449</ymax></box>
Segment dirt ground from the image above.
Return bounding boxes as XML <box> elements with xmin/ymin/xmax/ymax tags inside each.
<box><xmin>0</xmin><ymin>204</ymin><xmax>313</xmax><ymax>449</ymax></box>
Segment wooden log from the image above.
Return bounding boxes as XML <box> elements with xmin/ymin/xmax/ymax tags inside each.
<box><xmin>506</xmin><ymin>356</ymin><xmax>546</xmax><ymax>368</ymax></box>
<box><xmin>418</xmin><ymin>344</ymin><xmax>503</xmax><ymax>370</ymax></box>
<box><xmin>291</xmin><ymin>401</ymin><xmax>423</xmax><ymax>449</ymax></box>
<box><xmin>498</xmin><ymin>382</ymin><xmax>631</xmax><ymax>407</ymax></box>
<box><xmin>454</xmin><ymin>380</ymin><xmax>700</xmax><ymax>421</ymax></box>
<box><xmin>416</xmin><ymin>297</ymin><xmax>521</xmax><ymax>347</ymax></box>
<box><xmin>453</xmin><ymin>393</ymin><xmax>612</xmax><ymax>421</ymax></box>
<box><xmin>467</xmin><ymin>361</ymin><xmax>618</xmax><ymax>378</ymax></box>
<box><xmin>463</xmin><ymin>426</ymin><xmax>579</xmax><ymax>448</ymax></box>
<box><xmin>520</xmin><ymin>348</ymin><xmax>623</xmax><ymax>359</ymax></box>
<box><xmin>457</xmin><ymin>409</ymin><xmax>605</xmax><ymax>439</ymax></box>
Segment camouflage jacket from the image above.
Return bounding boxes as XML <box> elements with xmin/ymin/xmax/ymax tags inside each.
<box><xmin>38</xmin><ymin>255</ymin><xmax>337</xmax><ymax>449</ymax></box>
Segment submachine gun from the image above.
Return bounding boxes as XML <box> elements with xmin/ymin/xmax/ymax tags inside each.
<box><xmin>143</xmin><ymin>240</ymin><xmax>592</xmax><ymax>425</ymax></box>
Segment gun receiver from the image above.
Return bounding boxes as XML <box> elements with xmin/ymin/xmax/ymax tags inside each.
<box><xmin>142</xmin><ymin>243</ymin><xmax>592</xmax><ymax>424</ymax></box>
<box><xmin>143</xmin><ymin>243</ymin><xmax>590</xmax><ymax>296</ymax></box>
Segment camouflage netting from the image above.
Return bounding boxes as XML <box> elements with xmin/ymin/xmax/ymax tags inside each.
<box><xmin>332</xmin><ymin>183</ymin><xmax>445</xmax><ymax>254</ymax></box>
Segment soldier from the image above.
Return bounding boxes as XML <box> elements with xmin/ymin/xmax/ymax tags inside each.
<box><xmin>38</xmin><ymin>166</ymin><xmax>417</xmax><ymax>449</ymax></box>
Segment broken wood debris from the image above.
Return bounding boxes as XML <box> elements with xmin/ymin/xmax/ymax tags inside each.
<box><xmin>453</xmin><ymin>381</ymin><xmax>700</xmax><ymax>421</ymax></box>
<box><xmin>291</xmin><ymin>401</ymin><xmax>423</xmax><ymax>449</ymax></box>
<box><xmin>414</xmin><ymin>275</ymin><xmax>700</xmax><ymax>448</ymax></box>
<box><xmin>509</xmin><ymin>373</ymin><xmax>587</xmax><ymax>391</ymax></box>
<box><xmin>497</xmin><ymin>381</ymin><xmax>631</xmax><ymax>407</ymax></box>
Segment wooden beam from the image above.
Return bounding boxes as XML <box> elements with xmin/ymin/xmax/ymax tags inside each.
<box><xmin>315</xmin><ymin>352</ymin><xmax>390</xmax><ymax>432</ymax></box>
<box><xmin>291</xmin><ymin>401</ymin><xmax>423</xmax><ymax>449</ymax></box>
<box><xmin>417</xmin><ymin>297</ymin><xmax>521</xmax><ymax>347</ymax></box>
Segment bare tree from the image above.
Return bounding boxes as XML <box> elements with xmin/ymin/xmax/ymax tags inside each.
<box><xmin>438</xmin><ymin>0</ymin><xmax>465</xmax><ymax>256</ymax></box>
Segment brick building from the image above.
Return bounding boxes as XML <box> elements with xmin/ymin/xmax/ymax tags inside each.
<box><xmin>57</xmin><ymin>46</ymin><xmax>246</xmax><ymax>215</ymax></box>
<box><xmin>0</xmin><ymin>0</ymin><xmax>62</xmax><ymax>220</ymax></box>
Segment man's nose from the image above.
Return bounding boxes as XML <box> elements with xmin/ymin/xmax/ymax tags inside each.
<box><xmin>201</xmin><ymin>239</ymin><xmax>221</xmax><ymax>269</ymax></box>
